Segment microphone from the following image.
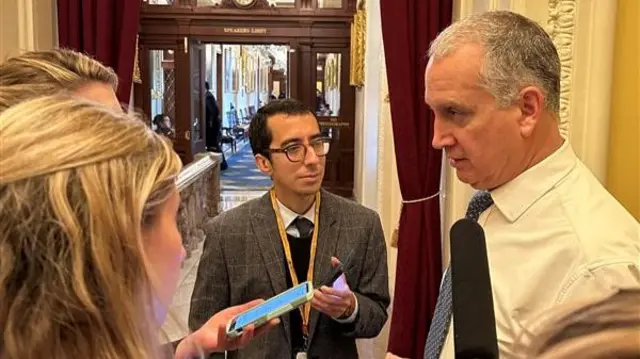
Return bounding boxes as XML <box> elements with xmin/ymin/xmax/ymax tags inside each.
<box><xmin>450</xmin><ymin>218</ymin><xmax>498</xmax><ymax>359</ymax></box>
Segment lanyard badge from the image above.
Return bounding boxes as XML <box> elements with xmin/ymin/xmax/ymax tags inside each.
<box><xmin>269</xmin><ymin>189</ymin><xmax>321</xmax><ymax>342</ymax></box>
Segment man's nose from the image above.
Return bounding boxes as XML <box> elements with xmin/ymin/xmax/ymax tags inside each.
<box><xmin>303</xmin><ymin>145</ymin><xmax>321</xmax><ymax>165</ymax></box>
<box><xmin>431</xmin><ymin>117</ymin><xmax>455</xmax><ymax>150</ymax></box>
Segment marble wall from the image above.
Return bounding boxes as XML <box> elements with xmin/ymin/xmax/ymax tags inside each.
<box><xmin>177</xmin><ymin>153</ymin><xmax>222</xmax><ymax>259</ymax></box>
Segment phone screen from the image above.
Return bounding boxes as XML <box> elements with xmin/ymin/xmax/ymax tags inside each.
<box><xmin>232</xmin><ymin>282</ymin><xmax>310</xmax><ymax>330</ymax></box>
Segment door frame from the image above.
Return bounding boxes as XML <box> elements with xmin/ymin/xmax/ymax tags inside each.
<box><xmin>194</xmin><ymin>36</ymin><xmax>299</xmax><ymax>100</ymax></box>
<box><xmin>189</xmin><ymin>38</ymin><xmax>207</xmax><ymax>157</ymax></box>
<box><xmin>137</xmin><ymin>13</ymin><xmax>355</xmax><ymax>196</ymax></box>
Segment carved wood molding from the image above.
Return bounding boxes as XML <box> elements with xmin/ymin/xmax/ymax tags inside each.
<box><xmin>547</xmin><ymin>0</ymin><xmax>577</xmax><ymax>139</ymax></box>
<box><xmin>217</xmin><ymin>0</ymin><xmax>273</xmax><ymax>9</ymax></box>
<box><xmin>349</xmin><ymin>0</ymin><xmax>365</xmax><ymax>87</ymax></box>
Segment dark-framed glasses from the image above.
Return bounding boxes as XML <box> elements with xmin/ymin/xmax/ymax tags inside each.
<box><xmin>269</xmin><ymin>137</ymin><xmax>331</xmax><ymax>163</ymax></box>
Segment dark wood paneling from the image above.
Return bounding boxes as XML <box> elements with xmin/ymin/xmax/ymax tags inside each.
<box><xmin>190</xmin><ymin>39</ymin><xmax>207</xmax><ymax>156</ymax></box>
<box><xmin>141</xmin><ymin>6</ymin><xmax>354</xmax><ymax>19</ymax></box>
<box><xmin>289</xmin><ymin>39</ymin><xmax>299</xmax><ymax>98</ymax></box>
<box><xmin>299</xmin><ymin>43</ymin><xmax>314</xmax><ymax>108</ymax></box>
<box><xmin>173</xmin><ymin>39</ymin><xmax>193</xmax><ymax>164</ymax></box>
<box><xmin>216</xmin><ymin>54</ymin><xmax>223</xmax><ymax>105</ymax></box>
<box><xmin>137</xmin><ymin>0</ymin><xmax>357</xmax><ymax>196</ymax></box>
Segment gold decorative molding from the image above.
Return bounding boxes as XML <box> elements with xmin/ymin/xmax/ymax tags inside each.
<box><xmin>547</xmin><ymin>0</ymin><xmax>577</xmax><ymax>139</ymax></box>
<box><xmin>349</xmin><ymin>0</ymin><xmax>366</xmax><ymax>87</ymax></box>
<box><xmin>133</xmin><ymin>35</ymin><xmax>142</xmax><ymax>84</ymax></box>
<box><xmin>242</xmin><ymin>49</ymin><xmax>256</xmax><ymax>92</ymax></box>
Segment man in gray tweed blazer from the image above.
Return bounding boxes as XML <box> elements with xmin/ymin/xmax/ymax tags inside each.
<box><xmin>189</xmin><ymin>99</ymin><xmax>390</xmax><ymax>359</ymax></box>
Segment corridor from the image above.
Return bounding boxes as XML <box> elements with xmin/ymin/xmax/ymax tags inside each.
<box><xmin>221</xmin><ymin>143</ymin><xmax>271</xmax><ymax>191</ymax></box>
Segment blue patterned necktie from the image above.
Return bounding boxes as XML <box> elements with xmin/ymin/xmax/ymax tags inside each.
<box><xmin>424</xmin><ymin>191</ymin><xmax>494</xmax><ymax>359</ymax></box>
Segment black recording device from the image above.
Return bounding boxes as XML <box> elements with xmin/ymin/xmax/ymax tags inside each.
<box><xmin>450</xmin><ymin>218</ymin><xmax>499</xmax><ymax>359</ymax></box>
<box><xmin>320</xmin><ymin>262</ymin><xmax>344</xmax><ymax>287</ymax></box>
<box><xmin>319</xmin><ymin>246</ymin><xmax>357</xmax><ymax>287</ymax></box>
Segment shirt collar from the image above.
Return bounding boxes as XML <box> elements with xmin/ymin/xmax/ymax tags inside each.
<box><xmin>490</xmin><ymin>140</ymin><xmax>578</xmax><ymax>223</ymax></box>
<box><xmin>276</xmin><ymin>198</ymin><xmax>316</xmax><ymax>229</ymax></box>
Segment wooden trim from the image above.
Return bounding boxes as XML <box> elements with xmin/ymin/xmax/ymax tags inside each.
<box><xmin>142</xmin><ymin>7</ymin><xmax>353</xmax><ymax>19</ymax></box>
<box><xmin>174</xmin><ymin>39</ymin><xmax>192</xmax><ymax>163</ymax></box>
<box><xmin>138</xmin><ymin>1</ymin><xmax>356</xmax><ymax>195</ymax></box>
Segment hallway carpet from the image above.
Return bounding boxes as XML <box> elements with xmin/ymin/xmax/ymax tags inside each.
<box><xmin>221</xmin><ymin>143</ymin><xmax>272</xmax><ymax>191</ymax></box>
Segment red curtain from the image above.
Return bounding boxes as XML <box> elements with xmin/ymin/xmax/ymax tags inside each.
<box><xmin>57</xmin><ymin>0</ymin><xmax>141</xmax><ymax>104</ymax></box>
<box><xmin>380</xmin><ymin>0</ymin><xmax>452</xmax><ymax>358</ymax></box>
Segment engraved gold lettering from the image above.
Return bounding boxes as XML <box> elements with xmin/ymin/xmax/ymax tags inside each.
<box><xmin>222</xmin><ymin>27</ymin><xmax>268</xmax><ymax>34</ymax></box>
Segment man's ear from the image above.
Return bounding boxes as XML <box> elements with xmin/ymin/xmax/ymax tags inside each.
<box><xmin>255</xmin><ymin>154</ymin><xmax>273</xmax><ymax>176</ymax></box>
<box><xmin>517</xmin><ymin>86</ymin><xmax>545</xmax><ymax>138</ymax></box>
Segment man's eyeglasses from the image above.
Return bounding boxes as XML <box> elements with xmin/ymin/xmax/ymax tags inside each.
<box><xmin>268</xmin><ymin>137</ymin><xmax>331</xmax><ymax>163</ymax></box>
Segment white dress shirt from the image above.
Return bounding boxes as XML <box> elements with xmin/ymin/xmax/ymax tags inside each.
<box><xmin>276</xmin><ymin>199</ymin><xmax>359</xmax><ymax>323</ymax></box>
<box><xmin>439</xmin><ymin>141</ymin><xmax>640</xmax><ymax>359</ymax></box>
<box><xmin>277</xmin><ymin>198</ymin><xmax>316</xmax><ymax>237</ymax></box>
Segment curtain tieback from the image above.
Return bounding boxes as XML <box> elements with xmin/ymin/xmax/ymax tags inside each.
<box><xmin>391</xmin><ymin>191</ymin><xmax>441</xmax><ymax>248</ymax></box>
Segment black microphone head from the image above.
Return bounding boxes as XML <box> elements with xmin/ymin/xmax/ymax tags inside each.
<box><xmin>450</xmin><ymin>218</ymin><xmax>499</xmax><ymax>359</ymax></box>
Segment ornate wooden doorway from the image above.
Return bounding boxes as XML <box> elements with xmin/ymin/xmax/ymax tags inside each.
<box><xmin>136</xmin><ymin>0</ymin><xmax>358</xmax><ymax>197</ymax></box>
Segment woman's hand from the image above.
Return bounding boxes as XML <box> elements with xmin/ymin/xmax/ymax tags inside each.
<box><xmin>174</xmin><ymin>299</ymin><xmax>279</xmax><ymax>358</ymax></box>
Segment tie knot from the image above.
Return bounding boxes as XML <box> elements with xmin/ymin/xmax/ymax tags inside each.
<box><xmin>293</xmin><ymin>216</ymin><xmax>314</xmax><ymax>238</ymax></box>
<box><xmin>465</xmin><ymin>191</ymin><xmax>494</xmax><ymax>222</ymax></box>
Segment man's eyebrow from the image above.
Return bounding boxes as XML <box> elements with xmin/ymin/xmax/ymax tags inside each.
<box><xmin>279</xmin><ymin>133</ymin><xmax>324</xmax><ymax>147</ymax></box>
<box><xmin>280</xmin><ymin>137</ymin><xmax>303</xmax><ymax>147</ymax></box>
<box><xmin>432</xmin><ymin>100</ymin><xmax>472</xmax><ymax>111</ymax></box>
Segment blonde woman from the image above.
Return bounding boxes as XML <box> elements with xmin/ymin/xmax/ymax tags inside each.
<box><xmin>0</xmin><ymin>49</ymin><xmax>276</xmax><ymax>355</ymax></box>
<box><xmin>0</xmin><ymin>48</ymin><xmax>121</xmax><ymax>110</ymax></box>
<box><xmin>0</xmin><ymin>95</ymin><xmax>276</xmax><ymax>359</ymax></box>
<box><xmin>522</xmin><ymin>289</ymin><xmax>640</xmax><ymax>358</ymax></box>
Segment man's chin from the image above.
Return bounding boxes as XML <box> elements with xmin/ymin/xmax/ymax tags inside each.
<box><xmin>455</xmin><ymin>169</ymin><xmax>472</xmax><ymax>184</ymax></box>
<box><xmin>304</xmin><ymin>186</ymin><xmax>322</xmax><ymax>195</ymax></box>
<box><xmin>296</xmin><ymin>182</ymin><xmax>322</xmax><ymax>195</ymax></box>
<box><xmin>457</xmin><ymin>173</ymin><xmax>492</xmax><ymax>191</ymax></box>
<box><xmin>455</xmin><ymin>171</ymin><xmax>483</xmax><ymax>189</ymax></box>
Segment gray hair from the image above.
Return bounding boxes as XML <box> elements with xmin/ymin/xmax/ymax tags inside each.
<box><xmin>428</xmin><ymin>11</ymin><xmax>561</xmax><ymax>114</ymax></box>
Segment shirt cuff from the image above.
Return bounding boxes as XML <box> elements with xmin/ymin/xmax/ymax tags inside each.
<box><xmin>334</xmin><ymin>295</ymin><xmax>359</xmax><ymax>323</ymax></box>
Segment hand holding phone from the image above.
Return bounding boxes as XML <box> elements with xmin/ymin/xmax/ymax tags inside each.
<box><xmin>312</xmin><ymin>256</ymin><xmax>356</xmax><ymax>319</ymax></box>
<box><xmin>225</xmin><ymin>281</ymin><xmax>314</xmax><ymax>339</ymax></box>
<box><xmin>175</xmin><ymin>299</ymin><xmax>279</xmax><ymax>359</ymax></box>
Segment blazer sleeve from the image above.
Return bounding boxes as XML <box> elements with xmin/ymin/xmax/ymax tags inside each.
<box><xmin>339</xmin><ymin>213</ymin><xmax>390</xmax><ymax>338</ymax></box>
<box><xmin>188</xmin><ymin>220</ymin><xmax>229</xmax><ymax>359</ymax></box>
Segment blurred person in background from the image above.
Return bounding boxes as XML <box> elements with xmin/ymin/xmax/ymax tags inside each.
<box><xmin>522</xmin><ymin>288</ymin><xmax>640</xmax><ymax>359</ymax></box>
<box><xmin>154</xmin><ymin>113</ymin><xmax>176</xmax><ymax>139</ymax></box>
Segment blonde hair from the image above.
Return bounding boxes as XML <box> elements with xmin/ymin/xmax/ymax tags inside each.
<box><xmin>0</xmin><ymin>95</ymin><xmax>182</xmax><ymax>359</ymax></box>
<box><xmin>521</xmin><ymin>289</ymin><xmax>640</xmax><ymax>359</ymax></box>
<box><xmin>0</xmin><ymin>48</ymin><xmax>118</xmax><ymax>111</ymax></box>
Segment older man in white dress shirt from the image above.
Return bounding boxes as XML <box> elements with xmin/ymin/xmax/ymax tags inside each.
<box><xmin>421</xmin><ymin>11</ymin><xmax>640</xmax><ymax>359</ymax></box>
